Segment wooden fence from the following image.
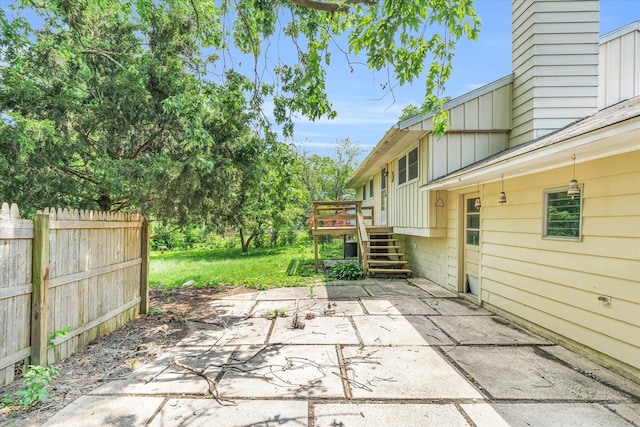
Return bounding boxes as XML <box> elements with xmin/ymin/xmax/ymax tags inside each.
<box><xmin>0</xmin><ymin>202</ymin><xmax>149</xmax><ymax>387</ymax></box>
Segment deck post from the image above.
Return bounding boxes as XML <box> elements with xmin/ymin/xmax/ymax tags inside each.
<box><xmin>314</xmin><ymin>235</ymin><xmax>319</xmax><ymax>272</ymax></box>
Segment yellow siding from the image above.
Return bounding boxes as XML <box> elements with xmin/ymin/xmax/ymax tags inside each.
<box><xmin>397</xmin><ymin>235</ymin><xmax>448</xmax><ymax>285</ymax></box>
<box><xmin>476</xmin><ymin>151</ymin><xmax>640</xmax><ymax>370</ymax></box>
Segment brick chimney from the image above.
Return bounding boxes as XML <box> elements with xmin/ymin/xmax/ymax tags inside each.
<box><xmin>510</xmin><ymin>0</ymin><xmax>600</xmax><ymax>146</ymax></box>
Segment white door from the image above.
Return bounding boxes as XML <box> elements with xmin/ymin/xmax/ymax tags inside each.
<box><xmin>380</xmin><ymin>168</ymin><xmax>387</xmax><ymax>225</ymax></box>
<box><xmin>463</xmin><ymin>195</ymin><xmax>481</xmax><ymax>295</ymax></box>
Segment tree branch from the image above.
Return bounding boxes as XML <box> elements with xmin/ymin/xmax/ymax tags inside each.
<box><xmin>287</xmin><ymin>0</ymin><xmax>375</xmax><ymax>13</ymax></box>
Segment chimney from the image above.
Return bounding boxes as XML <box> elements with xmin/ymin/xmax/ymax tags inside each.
<box><xmin>510</xmin><ymin>0</ymin><xmax>600</xmax><ymax>146</ymax></box>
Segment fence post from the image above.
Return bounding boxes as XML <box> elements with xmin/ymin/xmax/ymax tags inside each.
<box><xmin>31</xmin><ymin>214</ymin><xmax>50</xmax><ymax>366</ymax></box>
<box><xmin>139</xmin><ymin>217</ymin><xmax>150</xmax><ymax>314</ymax></box>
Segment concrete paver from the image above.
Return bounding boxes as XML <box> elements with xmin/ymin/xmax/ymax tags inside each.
<box><xmin>490</xmin><ymin>403</ymin><xmax>635</xmax><ymax>427</ymax></box>
<box><xmin>360</xmin><ymin>296</ymin><xmax>438</xmax><ymax>315</ymax></box>
<box><xmin>430</xmin><ymin>315</ymin><xmax>551</xmax><ymax>345</ymax></box>
<box><xmin>314</xmin><ymin>403</ymin><xmax>469</xmax><ymax>427</ymax></box>
<box><xmin>149</xmin><ymin>399</ymin><xmax>309</xmax><ymax>427</ymax></box>
<box><xmin>445</xmin><ymin>346</ymin><xmax>633</xmax><ymax>400</ymax></box>
<box><xmin>341</xmin><ymin>345</ymin><xmax>482</xmax><ymax>399</ymax></box>
<box><xmin>352</xmin><ymin>315</ymin><xmax>453</xmax><ymax>346</ymax></box>
<box><xmin>177</xmin><ymin>317</ymin><xmax>272</xmax><ymax>346</ymax></box>
<box><xmin>42</xmin><ymin>396</ymin><xmax>164</xmax><ymax>426</ymax></box>
<box><xmin>423</xmin><ymin>297</ymin><xmax>492</xmax><ymax>316</ymax></box>
<box><xmin>42</xmin><ymin>281</ymin><xmax>639</xmax><ymax>427</ymax></box>
<box><xmin>270</xmin><ymin>316</ymin><xmax>360</xmax><ymax>345</ymax></box>
<box><xmin>216</xmin><ymin>344</ymin><xmax>345</xmax><ymax>398</ymax></box>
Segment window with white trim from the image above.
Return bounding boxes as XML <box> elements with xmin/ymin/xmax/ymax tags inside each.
<box><xmin>398</xmin><ymin>147</ymin><xmax>418</xmax><ymax>185</ymax></box>
<box><xmin>543</xmin><ymin>187</ymin><xmax>582</xmax><ymax>240</ymax></box>
<box><xmin>369</xmin><ymin>179</ymin><xmax>374</xmax><ymax>198</ymax></box>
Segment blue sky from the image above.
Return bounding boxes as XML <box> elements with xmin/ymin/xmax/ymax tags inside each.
<box><xmin>290</xmin><ymin>0</ymin><xmax>640</xmax><ymax>158</ymax></box>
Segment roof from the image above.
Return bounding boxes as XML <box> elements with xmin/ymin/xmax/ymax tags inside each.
<box><xmin>421</xmin><ymin>95</ymin><xmax>640</xmax><ymax>191</ymax></box>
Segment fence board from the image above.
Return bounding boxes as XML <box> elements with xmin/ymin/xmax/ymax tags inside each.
<box><xmin>0</xmin><ymin>202</ymin><xmax>148</xmax><ymax>387</ymax></box>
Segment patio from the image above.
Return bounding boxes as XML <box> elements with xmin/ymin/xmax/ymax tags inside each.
<box><xmin>43</xmin><ymin>278</ymin><xmax>640</xmax><ymax>426</ymax></box>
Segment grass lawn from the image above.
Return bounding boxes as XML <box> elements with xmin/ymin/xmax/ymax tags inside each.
<box><xmin>150</xmin><ymin>238</ymin><xmax>344</xmax><ymax>290</ymax></box>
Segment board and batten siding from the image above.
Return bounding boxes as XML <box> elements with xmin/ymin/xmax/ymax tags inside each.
<box><xmin>478</xmin><ymin>152</ymin><xmax>640</xmax><ymax>372</ymax></box>
<box><xmin>428</xmin><ymin>82</ymin><xmax>511</xmax><ymax>181</ymax></box>
<box><xmin>599</xmin><ymin>22</ymin><xmax>640</xmax><ymax>109</ymax></box>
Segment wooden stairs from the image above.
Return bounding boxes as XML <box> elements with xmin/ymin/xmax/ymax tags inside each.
<box><xmin>365</xmin><ymin>226</ymin><xmax>412</xmax><ymax>277</ymax></box>
<box><xmin>310</xmin><ymin>201</ymin><xmax>412</xmax><ymax>277</ymax></box>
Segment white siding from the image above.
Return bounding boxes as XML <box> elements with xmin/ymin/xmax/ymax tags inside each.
<box><xmin>599</xmin><ymin>24</ymin><xmax>640</xmax><ymax>108</ymax></box>
<box><xmin>510</xmin><ymin>0</ymin><xmax>600</xmax><ymax>146</ymax></box>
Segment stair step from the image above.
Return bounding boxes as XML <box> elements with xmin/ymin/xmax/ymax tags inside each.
<box><xmin>368</xmin><ymin>245</ymin><xmax>401</xmax><ymax>250</ymax></box>
<box><xmin>367</xmin><ymin>260</ymin><xmax>408</xmax><ymax>266</ymax></box>
<box><xmin>369</xmin><ymin>238</ymin><xmax>397</xmax><ymax>242</ymax></box>
<box><xmin>368</xmin><ymin>268</ymin><xmax>413</xmax><ymax>276</ymax></box>
<box><xmin>367</xmin><ymin>253</ymin><xmax>405</xmax><ymax>258</ymax></box>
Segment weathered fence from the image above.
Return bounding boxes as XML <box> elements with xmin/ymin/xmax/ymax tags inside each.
<box><xmin>0</xmin><ymin>202</ymin><xmax>149</xmax><ymax>387</ymax></box>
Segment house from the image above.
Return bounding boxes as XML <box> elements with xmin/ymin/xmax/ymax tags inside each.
<box><xmin>346</xmin><ymin>1</ymin><xmax>640</xmax><ymax>382</ymax></box>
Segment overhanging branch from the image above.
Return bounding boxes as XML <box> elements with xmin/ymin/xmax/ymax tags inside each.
<box><xmin>287</xmin><ymin>0</ymin><xmax>376</xmax><ymax>13</ymax></box>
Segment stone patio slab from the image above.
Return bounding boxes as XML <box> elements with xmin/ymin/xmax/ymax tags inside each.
<box><xmin>445</xmin><ymin>346</ymin><xmax>633</xmax><ymax>401</ymax></box>
<box><xmin>606</xmin><ymin>404</ymin><xmax>640</xmax><ymax>426</ymax></box>
<box><xmin>364</xmin><ymin>282</ymin><xmax>430</xmax><ymax>297</ymax></box>
<box><xmin>352</xmin><ymin>315</ymin><xmax>453</xmax><ymax>346</ymax></box>
<box><xmin>189</xmin><ymin>300</ymin><xmax>255</xmax><ymax>321</ymax></box>
<box><xmin>178</xmin><ymin>317</ymin><xmax>272</xmax><ymax>346</ymax></box>
<box><xmin>42</xmin><ymin>396</ymin><xmax>164</xmax><ymax>427</ymax></box>
<box><xmin>269</xmin><ymin>316</ymin><xmax>360</xmax><ymax>345</ymax></box>
<box><xmin>217</xmin><ymin>344</ymin><xmax>345</xmax><ymax>398</ymax></box>
<box><xmin>540</xmin><ymin>345</ymin><xmax>640</xmax><ymax>397</ymax></box>
<box><xmin>255</xmin><ymin>286</ymin><xmax>323</xmax><ymax>300</ymax></box>
<box><xmin>251</xmin><ymin>299</ymin><xmax>364</xmax><ymax>318</ymax></box>
<box><xmin>341</xmin><ymin>346</ymin><xmax>481</xmax><ymax>399</ymax></box>
<box><xmin>324</xmin><ymin>284</ymin><xmax>370</xmax><ymax>298</ymax></box>
<box><xmin>491</xmin><ymin>403</ymin><xmax>635</xmax><ymax>427</ymax></box>
<box><xmin>460</xmin><ymin>404</ymin><xmax>511</xmax><ymax>427</ymax></box>
<box><xmin>89</xmin><ymin>347</ymin><xmax>233</xmax><ymax>395</ymax></box>
<box><xmin>430</xmin><ymin>315</ymin><xmax>551</xmax><ymax>345</ymax></box>
<box><xmin>150</xmin><ymin>399</ymin><xmax>308</xmax><ymax>427</ymax></box>
<box><xmin>360</xmin><ymin>296</ymin><xmax>438</xmax><ymax>315</ymax></box>
<box><xmin>314</xmin><ymin>403</ymin><xmax>469</xmax><ymax>427</ymax></box>
<box><xmin>423</xmin><ymin>298</ymin><xmax>491</xmax><ymax>315</ymax></box>
<box><xmin>408</xmin><ymin>278</ymin><xmax>458</xmax><ymax>297</ymax></box>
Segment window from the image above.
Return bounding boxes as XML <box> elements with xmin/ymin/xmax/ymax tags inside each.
<box><xmin>544</xmin><ymin>187</ymin><xmax>582</xmax><ymax>239</ymax></box>
<box><xmin>369</xmin><ymin>179</ymin><xmax>374</xmax><ymax>198</ymax></box>
<box><xmin>466</xmin><ymin>198</ymin><xmax>480</xmax><ymax>245</ymax></box>
<box><xmin>362</xmin><ymin>185</ymin><xmax>366</xmax><ymax>201</ymax></box>
<box><xmin>381</xmin><ymin>168</ymin><xmax>387</xmax><ymax>190</ymax></box>
<box><xmin>398</xmin><ymin>147</ymin><xmax>418</xmax><ymax>185</ymax></box>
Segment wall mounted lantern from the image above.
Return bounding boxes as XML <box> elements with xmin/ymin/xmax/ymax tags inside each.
<box><xmin>474</xmin><ymin>183</ymin><xmax>482</xmax><ymax>209</ymax></box>
<box><xmin>567</xmin><ymin>154</ymin><xmax>580</xmax><ymax>199</ymax></box>
<box><xmin>498</xmin><ymin>174</ymin><xmax>507</xmax><ymax>205</ymax></box>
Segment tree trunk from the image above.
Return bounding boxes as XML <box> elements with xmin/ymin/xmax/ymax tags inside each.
<box><xmin>239</xmin><ymin>229</ymin><xmax>255</xmax><ymax>253</ymax></box>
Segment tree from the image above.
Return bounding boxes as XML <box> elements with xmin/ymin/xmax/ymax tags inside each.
<box><xmin>298</xmin><ymin>138</ymin><xmax>362</xmax><ymax>206</ymax></box>
<box><xmin>0</xmin><ymin>0</ymin><xmax>479</xmax><ymax>222</ymax></box>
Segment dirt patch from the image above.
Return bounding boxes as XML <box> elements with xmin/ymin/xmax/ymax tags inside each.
<box><xmin>0</xmin><ymin>286</ymin><xmax>252</xmax><ymax>427</ymax></box>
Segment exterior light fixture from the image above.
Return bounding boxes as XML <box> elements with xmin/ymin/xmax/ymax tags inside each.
<box><xmin>498</xmin><ymin>174</ymin><xmax>507</xmax><ymax>205</ymax></box>
<box><xmin>474</xmin><ymin>183</ymin><xmax>482</xmax><ymax>209</ymax></box>
<box><xmin>567</xmin><ymin>154</ymin><xmax>580</xmax><ymax>199</ymax></box>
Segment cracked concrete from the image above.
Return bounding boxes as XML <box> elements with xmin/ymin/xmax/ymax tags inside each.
<box><xmin>43</xmin><ymin>278</ymin><xmax>640</xmax><ymax>426</ymax></box>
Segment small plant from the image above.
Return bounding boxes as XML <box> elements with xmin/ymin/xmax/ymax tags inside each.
<box><xmin>327</xmin><ymin>261</ymin><xmax>364</xmax><ymax>280</ymax></box>
<box><xmin>1</xmin><ymin>365</ymin><xmax>60</xmax><ymax>409</ymax></box>
<box><xmin>47</xmin><ymin>326</ymin><xmax>71</xmax><ymax>349</ymax></box>
<box><xmin>2</xmin><ymin>327</ymin><xmax>70</xmax><ymax>410</ymax></box>
<box><xmin>148</xmin><ymin>307</ymin><xmax>165</xmax><ymax>316</ymax></box>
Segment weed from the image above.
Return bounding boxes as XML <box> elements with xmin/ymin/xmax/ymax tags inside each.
<box><xmin>148</xmin><ymin>307</ymin><xmax>165</xmax><ymax>316</ymax></box>
<box><xmin>2</xmin><ymin>327</ymin><xmax>69</xmax><ymax>410</ymax></box>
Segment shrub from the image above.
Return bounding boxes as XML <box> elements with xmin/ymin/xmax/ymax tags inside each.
<box><xmin>328</xmin><ymin>261</ymin><xmax>364</xmax><ymax>280</ymax></box>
